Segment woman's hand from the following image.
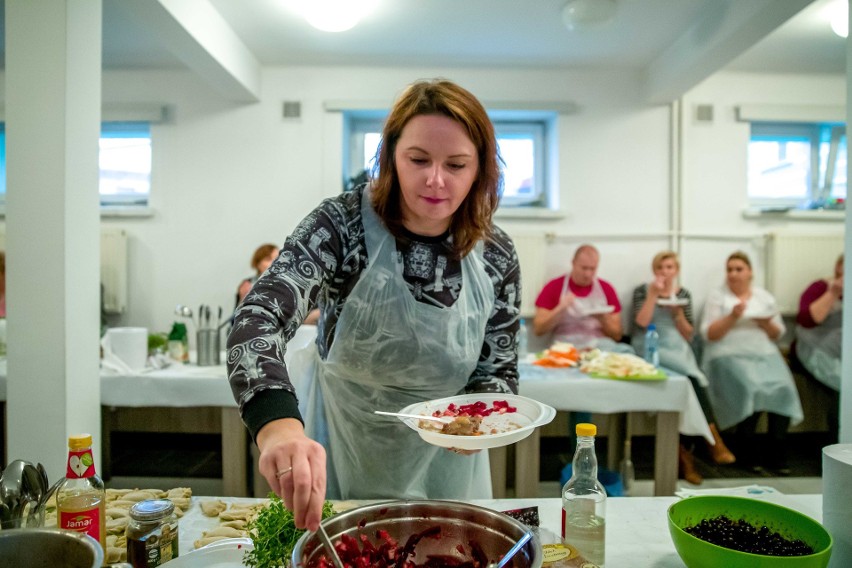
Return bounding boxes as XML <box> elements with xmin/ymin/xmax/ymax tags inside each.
<box><xmin>649</xmin><ymin>275</ymin><xmax>666</xmax><ymax>297</ymax></box>
<box><xmin>731</xmin><ymin>301</ymin><xmax>746</xmax><ymax>319</ymax></box>
<box><xmin>256</xmin><ymin>418</ymin><xmax>327</xmax><ymax>532</ymax></box>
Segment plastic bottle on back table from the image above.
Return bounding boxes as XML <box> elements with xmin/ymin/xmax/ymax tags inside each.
<box><xmin>56</xmin><ymin>434</ymin><xmax>106</xmax><ymax>552</ymax></box>
<box><xmin>517</xmin><ymin>318</ymin><xmax>529</xmax><ymax>360</ymax></box>
<box><xmin>562</xmin><ymin>423</ymin><xmax>606</xmax><ymax>567</ymax></box>
<box><xmin>644</xmin><ymin>323</ymin><xmax>660</xmax><ymax>367</ymax></box>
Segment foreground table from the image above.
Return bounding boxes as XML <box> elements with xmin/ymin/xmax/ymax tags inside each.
<box><xmin>178</xmin><ymin>494</ymin><xmax>823</xmax><ymax>566</ymax></box>
<box><xmin>511</xmin><ymin>362</ymin><xmax>713</xmax><ymax>498</ymax></box>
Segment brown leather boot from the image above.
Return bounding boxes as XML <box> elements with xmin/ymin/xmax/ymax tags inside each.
<box><xmin>679</xmin><ymin>443</ymin><xmax>703</xmax><ymax>485</ymax></box>
<box><xmin>707</xmin><ymin>423</ymin><xmax>736</xmax><ymax>465</ymax></box>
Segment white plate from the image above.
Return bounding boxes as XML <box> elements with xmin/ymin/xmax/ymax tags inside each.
<box><xmin>744</xmin><ymin>310</ymin><xmax>777</xmax><ymax>320</ymax></box>
<box><xmin>167</xmin><ymin>538</ymin><xmax>253</xmax><ymax>567</ymax></box>
<box><xmin>580</xmin><ymin>305</ymin><xmax>615</xmax><ymax>316</ymax></box>
<box><xmin>656</xmin><ymin>297</ymin><xmax>689</xmax><ymax>307</ymax></box>
<box><xmin>396</xmin><ymin>393</ymin><xmax>556</xmax><ymax>450</ymax></box>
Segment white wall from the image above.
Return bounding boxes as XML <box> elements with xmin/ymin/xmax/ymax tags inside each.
<box><xmin>96</xmin><ymin>65</ymin><xmax>676</xmax><ymax>342</ymax></box>
<box><xmin>1</xmin><ymin>66</ymin><xmax>844</xmax><ymax>342</ymax></box>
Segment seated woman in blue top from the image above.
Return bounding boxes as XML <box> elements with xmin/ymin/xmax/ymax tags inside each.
<box><xmin>632</xmin><ymin>251</ymin><xmax>735</xmax><ymax>485</ymax></box>
<box><xmin>700</xmin><ymin>251</ymin><xmax>803</xmax><ymax>474</ymax></box>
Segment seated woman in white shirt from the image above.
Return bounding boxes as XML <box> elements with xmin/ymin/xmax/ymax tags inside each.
<box><xmin>700</xmin><ymin>251</ymin><xmax>803</xmax><ymax>474</ymax></box>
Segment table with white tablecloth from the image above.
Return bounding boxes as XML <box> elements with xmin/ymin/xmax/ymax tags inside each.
<box><xmin>504</xmin><ymin>361</ymin><xmax>713</xmax><ymax>498</ymax></box>
<box><xmin>175</xmin><ymin>493</ymin><xmax>824</xmax><ymax>566</ymax></box>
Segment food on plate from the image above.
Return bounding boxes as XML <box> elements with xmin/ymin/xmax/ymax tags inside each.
<box><xmin>683</xmin><ymin>515</ymin><xmax>814</xmax><ymax>556</ymax></box>
<box><xmin>243</xmin><ymin>494</ymin><xmax>335</xmax><ymax>568</ymax></box>
<box><xmin>579</xmin><ymin>350</ymin><xmax>659</xmax><ymax>378</ymax></box>
<box><xmin>440</xmin><ymin>414</ymin><xmax>483</xmax><ymax>436</ymax></box>
<box><xmin>418</xmin><ymin>399</ymin><xmax>520</xmax><ymax>436</ymax></box>
<box><xmin>534</xmin><ymin>342</ymin><xmax>580</xmax><ymax>368</ymax></box>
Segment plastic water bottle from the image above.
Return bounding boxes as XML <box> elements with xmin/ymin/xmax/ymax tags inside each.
<box><xmin>517</xmin><ymin>318</ymin><xmax>529</xmax><ymax>359</ymax></box>
<box><xmin>562</xmin><ymin>423</ymin><xmax>606</xmax><ymax>566</ymax></box>
<box><xmin>644</xmin><ymin>323</ymin><xmax>660</xmax><ymax>367</ymax></box>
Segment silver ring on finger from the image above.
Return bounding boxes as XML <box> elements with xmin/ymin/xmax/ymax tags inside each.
<box><xmin>275</xmin><ymin>466</ymin><xmax>293</xmax><ymax>479</ymax></box>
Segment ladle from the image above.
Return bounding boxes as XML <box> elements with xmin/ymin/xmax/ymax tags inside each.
<box><xmin>373</xmin><ymin>411</ymin><xmax>454</xmax><ymax>424</ymax></box>
<box><xmin>488</xmin><ymin>530</ymin><xmax>533</xmax><ymax>568</ymax></box>
<box><xmin>0</xmin><ymin>460</ymin><xmax>27</xmax><ymax>522</ymax></box>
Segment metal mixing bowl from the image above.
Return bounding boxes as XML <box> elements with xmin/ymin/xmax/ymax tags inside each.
<box><xmin>292</xmin><ymin>500</ymin><xmax>542</xmax><ymax>567</ymax></box>
<box><xmin>0</xmin><ymin>528</ymin><xmax>131</xmax><ymax>568</ymax></box>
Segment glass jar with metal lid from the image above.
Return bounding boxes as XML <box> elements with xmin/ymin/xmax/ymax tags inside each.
<box><xmin>126</xmin><ymin>499</ymin><xmax>179</xmax><ymax>568</ymax></box>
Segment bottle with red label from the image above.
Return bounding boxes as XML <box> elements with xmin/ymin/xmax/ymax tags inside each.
<box><xmin>57</xmin><ymin>433</ymin><xmax>106</xmax><ymax>552</ymax></box>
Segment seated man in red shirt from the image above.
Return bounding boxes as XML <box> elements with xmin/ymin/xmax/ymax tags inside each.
<box><xmin>533</xmin><ymin>244</ymin><xmax>633</xmax><ymax>354</ymax></box>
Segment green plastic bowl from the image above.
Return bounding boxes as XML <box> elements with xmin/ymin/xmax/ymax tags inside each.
<box><xmin>668</xmin><ymin>496</ymin><xmax>832</xmax><ymax>568</ymax></box>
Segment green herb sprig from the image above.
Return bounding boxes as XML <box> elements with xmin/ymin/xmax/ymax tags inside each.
<box><xmin>244</xmin><ymin>493</ymin><xmax>335</xmax><ymax>568</ymax></box>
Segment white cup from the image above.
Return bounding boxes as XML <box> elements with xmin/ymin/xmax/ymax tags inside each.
<box><xmin>103</xmin><ymin>327</ymin><xmax>148</xmax><ymax>373</ymax></box>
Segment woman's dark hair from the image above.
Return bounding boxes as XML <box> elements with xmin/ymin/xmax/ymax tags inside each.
<box><xmin>371</xmin><ymin>79</ymin><xmax>502</xmax><ymax>258</ymax></box>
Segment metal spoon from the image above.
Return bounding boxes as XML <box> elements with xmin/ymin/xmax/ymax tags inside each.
<box><xmin>21</xmin><ymin>463</ymin><xmax>46</xmax><ymax>527</ymax></box>
<box><xmin>373</xmin><ymin>411</ymin><xmax>454</xmax><ymax>424</ymax></box>
<box><xmin>488</xmin><ymin>530</ymin><xmax>533</xmax><ymax>568</ymax></box>
<box><xmin>0</xmin><ymin>460</ymin><xmax>27</xmax><ymax>521</ymax></box>
<box><xmin>315</xmin><ymin>520</ymin><xmax>345</xmax><ymax>568</ymax></box>
<box><xmin>174</xmin><ymin>305</ymin><xmax>194</xmax><ymax>321</ymax></box>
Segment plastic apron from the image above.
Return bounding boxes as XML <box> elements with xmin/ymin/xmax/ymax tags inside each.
<box><xmin>632</xmin><ymin>301</ymin><xmax>708</xmax><ymax>386</ymax></box>
<box><xmin>553</xmin><ymin>277</ymin><xmax>632</xmax><ymax>353</ymax></box>
<box><xmin>796</xmin><ymin>301</ymin><xmax>842</xmax><ymax>391</ymax></box>
<box><xmin>293</xmin><ymin>188</ymin><xmax>495</xmax><ymax>500</ymax></box>
<box><xmin>701</xmin><ymin>294</ymin><xmax>803</xmax><ymax>430</ymax></box>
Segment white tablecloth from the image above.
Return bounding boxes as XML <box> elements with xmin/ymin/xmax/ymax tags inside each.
<box><xmin>177</xmin><ymin>494</ymin><xmax>824</xmax><ymax>566</ymax></box>
<box><xmin>518</xmin><ymin>361</ymin><xmax>713</xmax><ymax>442</ymax></box>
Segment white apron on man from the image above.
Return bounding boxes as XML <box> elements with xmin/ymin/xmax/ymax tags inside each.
<box><xmin>292</xmin><ymin>188</ymin><xmax>495</xmax><ymax>500</ymax></box>
<box><xmin>553</xmin><ymin>277</ymin><xmax>632</xmax><ymax>353</ymax></box>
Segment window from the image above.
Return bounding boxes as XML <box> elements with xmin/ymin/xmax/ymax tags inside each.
<box><xmin>748</xmin><ymin>122</ymin><xmax>846</xmax><ymax>210</ymax></box>
<box><xmin>0</xmin><ymin>121</ymin><xmax>152</xmax><ymax>208</ymax></box>
<box><xmin>344</xmin><ymin>111</ymin><xmax>556</xmax><ymax>209</ymax></box>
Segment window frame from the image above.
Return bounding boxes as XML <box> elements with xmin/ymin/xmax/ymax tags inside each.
<box><xmin>343</xmin><ymin>109</ymin><xmax>559</xmax><ymax>212</ymax></box>
<box><xmin>747</xmin><ymin>121</ymin><xmax>846</xmax><ymax>210</ymax></box>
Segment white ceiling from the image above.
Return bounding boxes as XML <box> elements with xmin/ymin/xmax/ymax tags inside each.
<box><xmin>2</xmin><ymin>0</ymin><xmax>847</xmax><ymax>98</ymax></box>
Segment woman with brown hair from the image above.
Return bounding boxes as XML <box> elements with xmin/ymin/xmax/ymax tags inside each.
<box><xmin>631</xmin><ymin>250</ymin><xmax>735</xmax><ymax>485</ymax></box>
<box><xmin>700</xmin><ymin>251</ymin><xmax>803</xmax><ymax>474</ymax></box>
<box><xmin>235</xmin><ymin>243</ymin><xmax>279</xmax><ymax>306</ymax></box>
<box><xmin>227</xmin><ymin>79</ymin><xmax>520</xmax><ymax>530</ymax></box>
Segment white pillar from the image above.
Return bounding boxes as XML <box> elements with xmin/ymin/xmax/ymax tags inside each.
<box><xmin>842</xmin><ymin>6</ymin><xmax>852</xmax><ymax>445</ymax></box>
<box><xmin>5</xmin><ymin>0</ymin><xmax>102</xmax><ymax>480</ymax></box>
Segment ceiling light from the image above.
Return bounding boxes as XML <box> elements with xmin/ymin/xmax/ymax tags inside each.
<box><xmin>301</xmin><ymin>0</ymin><xmax>379</xmax><ymax>33</ymax></box>
<box><xmin>828</xmin><ymin>0</ymin><xmax>848</xmax><ymax>38</ymax></box>
<box><xmin>562</xmin><ymin>0</ymin><xmax>617</xmax><ymax>31</ymax></box>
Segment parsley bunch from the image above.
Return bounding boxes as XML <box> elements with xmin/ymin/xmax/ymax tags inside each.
<box><xmin>244</xmin><ymin>493</ymin><xmax>336</xmax><ymax>568</ymax></box>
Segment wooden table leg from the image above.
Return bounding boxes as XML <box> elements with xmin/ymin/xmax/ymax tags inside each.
<box><xmin>654</xmin><ymin>411</ymin><xmax>679</xmax><ymax>496</ymax></box>
<box><xmin>607</xmin><ymin>413</ymin><xmax>626</xmax><ymax>471</ymax></box>
<box><xmin>489</xmin><ymin>446</ymin><xmax>507</xmax><ymax>498</ymax></box>
<box><xmin>221</xmin><ymin>407</ymin><xmax>249</xmax><ymax>497</ymax></box>
<box><xmin>514</xmin><ymin>429</ymin><xmax>540</xmax><ymax>498</ymax></box>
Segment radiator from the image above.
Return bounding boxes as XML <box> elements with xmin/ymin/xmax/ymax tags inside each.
<box><xmin>0</xmin><ymin>227</ymin><xmax>128</xmax><ymax>314</ymax></box>
<box><xmin>765</xmin><ymin>232</ymin><xmax>844</xmax><ymax>315</ymax></box>
<box><xmin>510</xmin><ymin>233</ymin><xmax>549</xmax><ymax>318</ymax></box>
